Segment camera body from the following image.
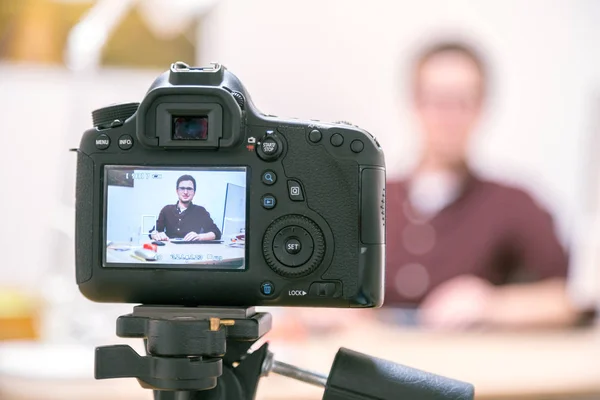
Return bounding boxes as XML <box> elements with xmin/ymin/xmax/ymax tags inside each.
<box><xmin>75</xmin><ymin>62</ymin><xmax>385</xmax><ymax>307</ymax></box>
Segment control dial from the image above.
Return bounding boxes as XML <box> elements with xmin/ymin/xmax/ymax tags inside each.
<box><xmin>92</xmin><ymin>102</ymin><xmax>139</xmax><ymax>129</ymax></box>
<box><xmin>263</xmin><ymin>215</ymin><xmax>325</xmax><ymax>277</ymax></box>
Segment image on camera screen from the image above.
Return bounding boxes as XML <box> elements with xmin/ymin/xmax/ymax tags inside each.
<box><xmin>172</xmin><ymin>116</ymin><xmax>209</xmax><ymax>140</ymax></box>
<box><xmin>104</xmin><ymin>166</ymin><xmax>247</xmax><ymax>269</ymax></box>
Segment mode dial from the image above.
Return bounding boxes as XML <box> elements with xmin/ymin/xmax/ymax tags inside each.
<box><xmin>92</xmin><ymin>102</ymin><xmax>139</xmax><ymax>129</ymax></box>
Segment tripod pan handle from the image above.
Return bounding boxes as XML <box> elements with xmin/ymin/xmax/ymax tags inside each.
<box><xmin>322</xmin><ymin>348</ymin><xmax>474</xmax><ymax>400</ymax></box>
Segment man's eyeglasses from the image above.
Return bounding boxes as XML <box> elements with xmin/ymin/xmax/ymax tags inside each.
<box><xmin>178</xmin><ymin>186</ymin><xmax>195</xmax><ymax>192</ymax></box>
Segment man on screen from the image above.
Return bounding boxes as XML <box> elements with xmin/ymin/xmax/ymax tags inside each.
<box><xmin>150</xmin><ymin>174</ymin><xmax>222</xmax><ymax>241</ymax></box>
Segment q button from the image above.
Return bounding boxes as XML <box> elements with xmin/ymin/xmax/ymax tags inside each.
<box><xmin>261</xmin><ymin>170</ymin><xmax>277</xmax><ymax>186</ymax></box>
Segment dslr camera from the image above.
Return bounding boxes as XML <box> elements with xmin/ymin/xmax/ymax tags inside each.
<box><xmin>75</xmin><ymin>62</ymin><xmax>386</xmax><ymax>308</ymax></box>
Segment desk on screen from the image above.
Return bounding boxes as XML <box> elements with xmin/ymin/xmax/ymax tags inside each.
<box><xmin>106</xmin><ymin>241</ymin><xmax>244</xmax><ymax>266</ymax></box>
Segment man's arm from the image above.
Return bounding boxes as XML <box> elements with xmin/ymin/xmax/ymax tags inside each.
<box><xmin>484</xmin><ymin>278</ymin><xmax>579</xmax><ymax>328</ymax></box>
<box><xmin>184</xmin><ymin>207</ymin><xmax>222</xmax><ymax>241</ymax></box>
<box><xmin>420</xmin><ymin>275</ymin><xmax>579</xmax><ymax>330</ymax></box>
<box><xmin>150</xmin><ymin>208</ymin><xmax>169</xmax><ymax>241</ymax></box>
<box><xmin>199</xmin><ymin>208</ymin><xmax>221</xmax><ymax>240</ymax></box>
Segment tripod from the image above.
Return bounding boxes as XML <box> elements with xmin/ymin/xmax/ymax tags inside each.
<box><xmin>95</xmin><ymin>306</ymin><xmax>474</xmax><ymax>400</ymax></box>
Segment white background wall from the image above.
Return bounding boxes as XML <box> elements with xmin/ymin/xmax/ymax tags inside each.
<box><xmin>0</xmin><ymin>66</ymin><xmax>160</xmax><ymax>287</ymax></box>
<box><xmin>198</xmin><ymin>0</ymin><xmax>600</xmax><ymax>245</ymax></box>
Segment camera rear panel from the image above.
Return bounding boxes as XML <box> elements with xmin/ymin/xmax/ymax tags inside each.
<box><xmin>75</xmin><ymin>63</ymin><xmax>385</xmax><ymax>308</ymax></box>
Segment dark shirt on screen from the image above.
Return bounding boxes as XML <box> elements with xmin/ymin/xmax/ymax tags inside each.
<box><xmin>153</xmin><ymin>203</ymin><xmax>222</xmax><ymax>240</ymax></box>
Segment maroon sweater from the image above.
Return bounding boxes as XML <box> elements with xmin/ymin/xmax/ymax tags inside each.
<box><xmin>385</xmin><ymin>174</ymin><xmax>568</xmax><ymax>306</ymax></box>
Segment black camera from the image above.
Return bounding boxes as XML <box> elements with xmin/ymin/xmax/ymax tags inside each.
<box><xmin>75</xmin><ymin>62</ymin><xmax>386</xmax><ymax>307</ymax></box>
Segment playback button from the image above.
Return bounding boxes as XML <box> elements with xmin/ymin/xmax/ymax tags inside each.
<box><xmin>261</xmin><ymin>194</ymin><xmax>277</xmax><ymax>209</ymax></box>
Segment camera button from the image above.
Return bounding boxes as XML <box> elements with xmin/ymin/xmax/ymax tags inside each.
<box><xmin>260</xmin><ymin>282</ymin><xmax>275</xmax><ymax>296</ymax></box>
<box><xmin>95</xmin><ymin>134</ymin><xmax>111</xmax><ymax>150</ymax></box>
<box><xmin>350</xmin><ymin>139</ymin><xmax>364</xmax><ymax>153</ymax></box>
<box><xmin>118</xmin><ymin>134</ymin><xmax>134</xmax><ymax>150</ymax></box>
<box><xmin>273</xmin><ymin>226</ymin><xmax>314</xmax><ymax>267</ymax></box>
<box><xmin>261</xmin><ymin>195</ymin><xmax>277</xmax><ymax>209</ymax></box>
<box><xmin>308</xmin><ymin>129</ymin><xmax>322</xmax><ymax>143</ymax></box>
<box><xmin>261</xmin><ymin>170</ymin><xmax>277</xmax><ymax>186</ymax></box>
<box><xmin>260</xmin><ymin>138</ymin><xmax>279</xmax><ymax>155</ymax></box>
<box><xmin>285</xmin><ymin>238</ymin><xmax>302</xmax><ymax>254</ymax></box>
<box><xmin>330</xmin><ymin>133</ymin><xmax>344</xmax><ymax>147</ymax></box>
<box><xmin>287</xmin><ymin>180</ymin><xmax>304</xmax><ymax>201</ymax></box>
<box><xmin>257</xmin><ymin>131</ymin><xmax>284</xmax><ymax>161</ymax></box>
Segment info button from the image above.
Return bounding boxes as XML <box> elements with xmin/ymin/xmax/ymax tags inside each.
<box><xmin>118</xmin><ymin>134</ymin><xmax>134</xmax><ymax>150</ymax></box>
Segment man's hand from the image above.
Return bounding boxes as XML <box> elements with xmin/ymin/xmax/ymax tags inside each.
<box><xmin>419</xmin><ymin>276</ymin><xmax>581</xmax><ymax>330</ymax></box>
<box><xmin>183</xmin><ymin>231</ymin><xmax>216</xmax><ymax>241</ymax></box>
<box><xmin>151</xmin><ymin>231</ymin><xmax>169</xmax><ymax>241</ymax></box>
<box><xmin>419</xmin><ymin>274</ymin><xmax>495</xmax><ymax>330</ymax></box>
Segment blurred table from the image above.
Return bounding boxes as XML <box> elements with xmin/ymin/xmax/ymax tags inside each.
<box><xmin>1</xmin><ymin>323</ymin><xmax>599</xmax><ymax>400</ymax></box>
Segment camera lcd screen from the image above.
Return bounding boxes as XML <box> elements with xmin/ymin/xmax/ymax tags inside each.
<box><xmin>104</xmin><ymin>166</ymin><xmax>247</xmax><ymax>269</ymax></box>
<box><xmin>173</xmin><ymin>116</ymin><xmax>209</xmax><ymax>140</ymax></box>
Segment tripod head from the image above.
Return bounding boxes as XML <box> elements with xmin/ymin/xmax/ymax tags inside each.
<box><xmin>96</xmin><ymin>306</ymin><xmax>474</xmax><ymax>400</ymax></box>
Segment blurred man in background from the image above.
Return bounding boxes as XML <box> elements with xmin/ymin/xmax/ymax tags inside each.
<box><xmin>386</xmin><ymin>41</ymin><xmax>581</xmax><ymax>330</ymax></box>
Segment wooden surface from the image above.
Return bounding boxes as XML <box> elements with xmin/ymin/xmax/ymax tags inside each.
<box><xmin>1</xmin><ymin>323</ymin><xmax>599</xmax><ymax>400</ymax></box>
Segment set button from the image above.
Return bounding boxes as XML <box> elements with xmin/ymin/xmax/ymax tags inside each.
<box><xmin>285</xmin><ymin>238</ymin><xmax>302</xmax><ymax>254</ymax></box>
<box><xmin>273</xmin><ymin>226</ymin><xmax>314</xmax><ymax>267</ymax></box>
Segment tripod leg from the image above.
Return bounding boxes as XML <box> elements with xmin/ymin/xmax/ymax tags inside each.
<box><xmin>154</xmin><ymin>391</ymin><xmax>195</xmax><ymax>400</ymax></box>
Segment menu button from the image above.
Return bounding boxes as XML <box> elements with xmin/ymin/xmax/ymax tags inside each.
<box><xmin>95</xmin><ymin>134</ymin><xmax>110</xmax><ymax>150</ymax></box>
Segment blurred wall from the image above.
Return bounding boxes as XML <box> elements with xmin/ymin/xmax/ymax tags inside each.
<box><xmin>0</xmin><ymin>65</ymin><xmax>159</xmax><ymax>287</ymax></box>
<box><xmin>0</xmin><ymin>0</ymin><xmax>599</xmax><ymax>291</ymax></box>
<box><xmin>197</xmin><ymin>0</ymin><xmax>600</xmax><ymax>245</ymax></box>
